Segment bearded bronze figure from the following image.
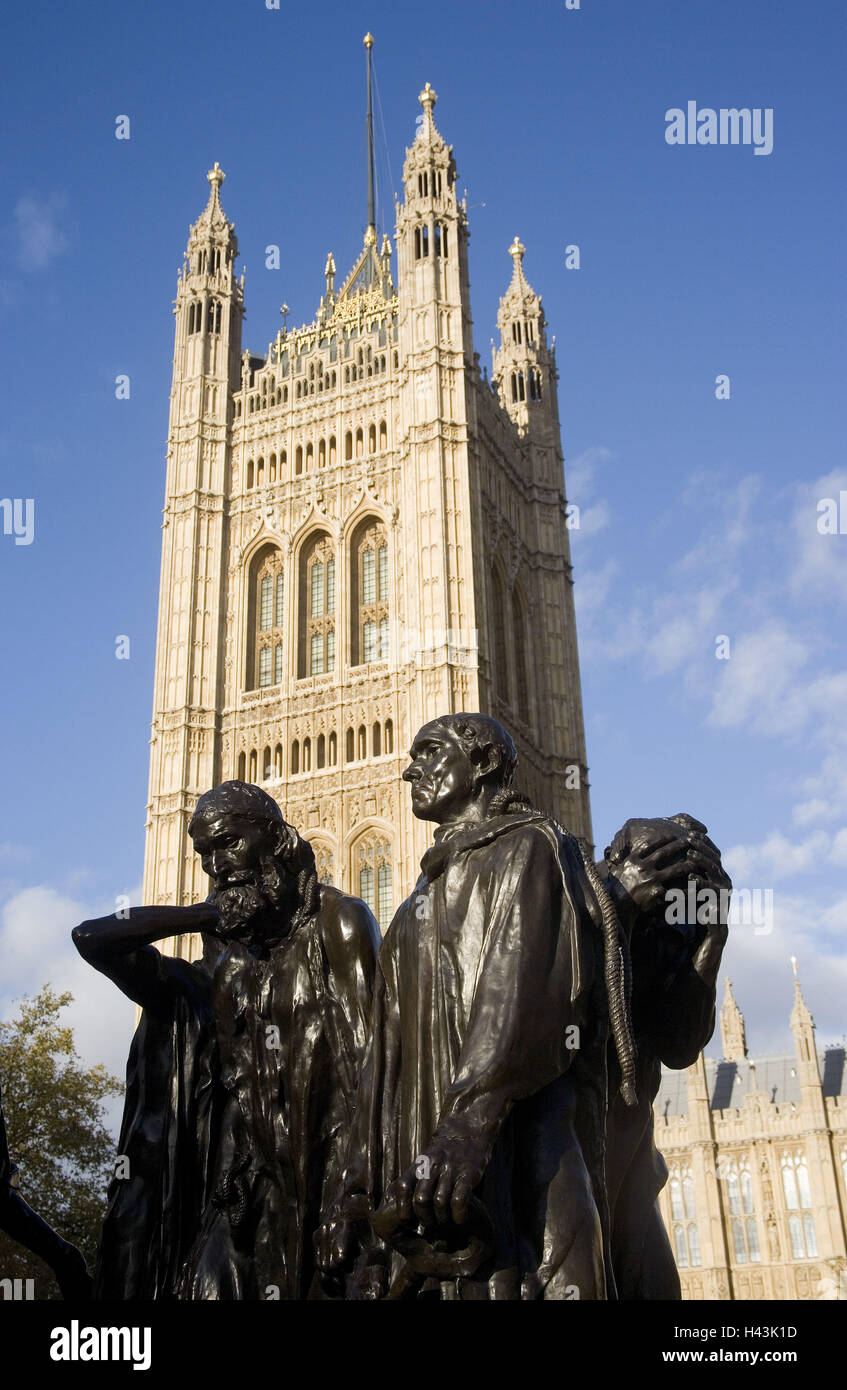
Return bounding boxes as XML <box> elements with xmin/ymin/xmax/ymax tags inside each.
<box><xmin>72</xmin><ymin>781</ymin><xmax>380</xmax><ymax>1299</ymax></box>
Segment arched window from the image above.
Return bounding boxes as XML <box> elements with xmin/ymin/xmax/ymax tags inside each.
<box><xmin>247</xmin><ymin>459</ymin><xmax>254</xmax><ymax>489</ymax></box>
<box><xmin>368</xmin><ymin>423</ymin><xmax>377</xmax><ymax>453</ymax></box>
<box><xmin>298</xmin><ymin>532</ymin><xmax>336</xmax><ymax>678</ymax></box>
<box><xmin>237</xmin><ymin>751</ymin><xmax>246</xmax><ymax>780</ymax></box>
<box><xmin>372</xmin><ymin>722</ymin><xmax>381</xmax><ymax>757</ymax></box>
<box><xmin>248</xmin><ymin>749</ymin><xmax>257</xmax><ymax>782</ymax></box>
<box><xmin>355</xmin><ymin>835</ymin><xmax>393</xmax><ymax>932</ymax></box>
<box><xmin>781</xmin><ymin>1151</ymin><xmax>817</xmax><ymax>1256</ymax></box>
<box><xmin>669</xmin><ymin>1167</ymin><xmax>701</xmax><ymax>1269</ymax></box>
<box><xmin>274</xmin><ymin>744</ymin><xmax>283</xmax><ymax>779</ymax></box>
<box><xmin>295</xmin><ymin>445</ymin><xmax>303</xmax><ymax>475</ymax></box>
<box><xmin>249</xmin><ymin>547</ymin><xmax>285</xmax><ymax>690</ymax></box>
<box><xmin>328</xmin><ymin>731</ymin><xmax>337</xmax><ymax>766</ymax></box>
<box><xmin>351</xmin><ymin>518</ymin><xmax>389</xmax><ymax>665</ymax></box>
<box><xmin>512</xmin><ymin>587</ymin><xmax>529</xmax><ymax>723</ymax></box>
<box><xmin>306</xmin><ymin>442</ymin><xmax>314</xmax><ymax>471</ymax></box>
<box><xmin>262</xmin><ymin>746</ymin><xmax>272</xmax><ymax>782</ymax></box>
<box><xmin>346</xmin><ymin>727</ymin><xmax>355</xmax><ymax>763</ymax></box>
<box><xmin>384</xmin><ymin>719</ymin><xmax>393</xmax><ymax>755</ymax></box>
<box><xmin>206</xmin><ymin>300</ymin><xmax>221</xmax><ymax>334</ymax></box>
<box><xmin>491</xmin><ymin>565</ymin><xmax>511</xmax><ymax>706</ymax></box>
<box><xmin>329</xmin><ymin>435</ymin><xmax>337</xmax><ymax>467</ymax></box>
<box><xmin>291</xmin><ymin>739</ymin><xmax>299</xmax><ymax>775</ymax></box>
<box><xmin>256</xmin><ymin>457</ymin><xmax>264</xmax><ymax>488</ymax></box>
<box><xmin>355</xmin><ymin>428</ymin><xmax>364</xmax><ymax>458</ymax></box>
<box><xmin>317</xmin><ymin>733</ymin><xmax>326</xmax><ymax>769</ymax></box>
<box><xmin>318</xmin><ymin>439</ymin><xmax>326</xmax><ymax>468</ymax></box>
<box><xmin>345</xmin><ymin>431</ymin><xmax>353</xmax><ymax>461</ymax></box>
<box><xmin>315</xmin><ymin>844</ymin><xmax>334</xmax><ymax>885</ymax></box>
<box><xmin>358</xmin><ymin>725</ymin><xmax>366</xmax><ymax>760</ymax></box>
<box><xmin>302</xmin><ymin>738</ymin><xmax>312</xmax><ymax>772</ymax></box>
<box><xmin>724</xmin><ymin>1161</ymin><xmax>761</xmax><ymax>1264</ymax></box>
<box><xmin>379</xmin><ymin>419</ymin><xmax>387</xmax><ymax>450</ymax></box>
<box><xmin>269</xmin><ymin>453</ymin><xmax>277</xmax><ymax>482</ymax></box>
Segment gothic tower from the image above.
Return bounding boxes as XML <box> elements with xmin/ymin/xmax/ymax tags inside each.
<box><xmin>143</xmin><ymin>44</ymin><xmax>591</xmax><ymax>946</ymax></box>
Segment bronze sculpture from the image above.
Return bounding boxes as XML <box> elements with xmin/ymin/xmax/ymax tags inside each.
<box><xmin>318</xmin><ymin>714</ymin><xmax>729</xmax><ymax>1300</ymax></box>
<box><xmin>73</xmin><ymin>781</ymin><xmax>379</xmax><ymax>1299</ymax></box>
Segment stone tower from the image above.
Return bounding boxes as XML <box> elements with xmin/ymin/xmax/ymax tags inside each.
<box><xmin>143</xmin><ymin>47</ymin><xmax>591</xmax><ymax>946</ymax></box>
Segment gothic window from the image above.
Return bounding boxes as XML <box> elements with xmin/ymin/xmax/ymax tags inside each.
<box><xmin>512</xmin><ymin>588</ymin><xmax>530</xmax><ymax>723</ymax></box>
<box><xmin>250</xmin><ymin>548</ymin><xmax>285</xmax><ymax>690</ymax></box>
<box><xmin>269</xmin><ymin>453</ymin><xmax>277</xmax><ymax>482</ymax></box>
<box><xmin>291</xmin><ymin>739</ymin><xmax>299</xmax><ymax>774</ymax></box>
<box><xmin>317</xmin><ymin>733</ymin><xmax>326</xmax><ymax>769</ymax></box>
<box><xmin>355</xmin><ymin>428</ymin><xmax>364</xmax><ymax>458</ymax></box>
<box><xmin>206</xmin><ymin>300</ymin><xmax>221</xmax><ymax>334</ymax></box>
<box><xmin>346</xmin><ymin>727</ymin><xmax>355</xmax><ymax>763</ymax></box>
<box><xmin>491</xmin><ymin>565</ymin><xmax>511</xmax><ymax>706</ymax></box>
<box><xmin>256</xmin><ymin>457</ymin><xmax>264</xmax><ymax>488</ymax></box>
<box><xmin>298</xmin><ymin>533</ymin><xmax>336</xmax><ymax>678</ymax></box>
<box><xmin>669</xmin><ymin>1168</ymin><xmax>701</xmax><ymax>1269</ymax></box>
<box><xmin>318</xmin><ymin>439</ymin><xmax>326</xmax><ymax>468</ymax></box>
<box><xmin>511</xmin><ymin>371</ymin><xmax>526</xmax><ymax>403</ymax></box>
<box><xmin>315</xmin><ymin>844</ymin><xmax>334</xmax><ymax>885</ymax></box>
<box><xmin>530</xmin><ymin>369</ymin><xmax>543</xmax><ymax>401</ymax></box>
<box><xmin>358</xmin><ymin>725</ymin><xmax>366</xmax><ymax>760</ymax></box>
<box><xmin>345</xmin><ymin>431</ymin><xmax>353</xmax><ymax>461</ymax></box>
<box><xmin>372</xmin><ymin>722</ymin><xmax>381</xmax><ymax>757</ymax></box>
<box><xmin>295</xmin><ymin>445</ymin><xmax>303</xmax><ymax>475</ymax></box>
<box><xmin>379</xmin><ymin>419</ymin><xmax>387</xmax><ymax>450</ymax></box>
<box><xmin>724</xmin><ymin>1162</ymin><xmax>762</xmax><ymax>1263</ymax></box>
<box><xmin>188</xmin><ymin>301</ymin><xmax>202</xmax><ymax>334</ymax></box>
<box><xmin>274</xmin><ymin>744</ymin><xmax>282</xmax><ymax>778</ymax></box>
<box><xmin>237</xmin><ymin>751</ymin><xmax>246</xmax><ymax>780</ymax></box>
<box><xmin>781</xmin><ymin>1152</ymin><xmax>817</xmax><ymax>1256</ymax></box>
<box><xmin>384</xmin><ymin>719</ymin><xmax>393</xmax><ymax>755</ymax></box>
<box><xmin>329</xmin><ymin>435</ymin><xmax>337</xmax><ymax>466</ymax></box>
<box><xmin>356</xmin><ymin>836</ymin><xmax>393</xmax><ymax>932</ymax></box>
<box><xmin>421</xmin><ymin>225</ymin><xmax>429</xmax><ymax>257</ymax></box>
<box><xmin>351</xmin><ymin>519</ymin><xmax>389</xmax><ymax>665</ymax></box>
<box><xmin>306</xmin><ymin>442</ymin><xmax>314</xmax><ymax>470</ymax></box>
<box><xmin>512</xmin><ymin>321</ymin><xmax>522</xmax><ymax>345</ymax></box>
<box><xmin>368</xmin><ymin>423</ymin><xmax>376</xmax><ymax>453</ymax></box>
<box><xmin>247</xmin><ymin>459</ymin><xmax>254</xmax><ymax>489</ymax></box>
<box><xmin>328</xmin><ymin>731</ymin><xmax>337</xmax><ymax>766</ymax></box>
<box><xmin>262</xmin><ymin>746</ymin><xmax>272</xmax><ymax>782</ymax></box>
<box><xmin>249</xmin><ymin>749</ymin><xmax>257</xmax><ymax>782</ymax></box>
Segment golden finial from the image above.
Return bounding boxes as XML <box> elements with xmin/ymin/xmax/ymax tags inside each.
<box><xmin>509</xmin><ymin>235</ymin><xmax>526</xmax><ymax>264</ymax></box>
<box><xmin>419</xmin><ymin>81</ymin><xmax>437</xmax><ymax>111</ymax></box>
<box><xmin>363</xmin><ymin>32</ymin><xmax>374</xmax><ymax>48</ymax></box>
<box><xmin>207</xmin><ymin>161</ymin><xmax>225</xmax><ymax>190</ymax></box>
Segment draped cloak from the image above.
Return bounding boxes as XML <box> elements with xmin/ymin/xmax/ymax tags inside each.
<box><xmin>95</xmin><ymin>886</ymin><xmax>377</xmax><ymax>1300</ymax></box>
<box><xmin>341</xmin><ymin>812</ymin><xmax>614</xmax><ymax>1300</ymax></box>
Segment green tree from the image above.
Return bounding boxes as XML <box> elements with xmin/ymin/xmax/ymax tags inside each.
<box><xmin>0</xmin><ymin>985</ymin><xmax>123</xmax><ymax>1299</ymax></box>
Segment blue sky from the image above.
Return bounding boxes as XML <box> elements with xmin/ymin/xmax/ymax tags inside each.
<box><xmin>1</xmin><ymin>0</ymin><xmax>845</xmax><ymax>1101</ymax></box>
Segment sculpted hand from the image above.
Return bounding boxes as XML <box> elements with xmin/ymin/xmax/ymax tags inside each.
<box><xmin>604</xmin><ymin>814</ymin><xmax>730</xmax><ymax>930</ymax></box>
<box><xmin>394</xmin><ymin>1133</ymin><xmax>488</xmax><ymax>1229</ymax></box>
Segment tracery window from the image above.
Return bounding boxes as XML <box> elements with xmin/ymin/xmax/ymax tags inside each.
<box><xmin>315</xmin><ymin>845</ymin><xmax>334</xmax><ymax>886</ymax></box>
<box><xmin>356</xmin><ymin>836</ymin><xmax>393</xmax><ymax>933</ymax></box>
<box><xmin>669</xmin><ymin>1167</ymin><xmax>702</xmax><ymax>1268</ymax></box>
<box><xmin>352</xmin><ymin>520</ymin><xmax>389</xmax><ymax>665</ymax></box>
<box><xmin>299</xmin><ymin>533</ymin><xmax>335</xmax><ymax>677</ymax></box>
<box><xmin>252</xmin><ymin>550</ymin><xmax>285</xmax><ymax>689</ymax></box>
<box><xmin>781</xmin><ymin>1152</ymin><xmax>818</xmax><ymax>1257</ymax></box>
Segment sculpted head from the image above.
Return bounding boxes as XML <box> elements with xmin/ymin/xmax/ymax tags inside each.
<box><xmin>188</xmin><ymin>781</ymin><xmax>313</xmax><ymax>941</ymax></box>
<box><xmin>402</xmin><ymin>714</ymin><xmax>518</xmax><ymax>826</ymax></box>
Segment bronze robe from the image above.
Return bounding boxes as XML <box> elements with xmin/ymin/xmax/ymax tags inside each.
<box><xmin>95</xmin><ymin>887</ymin><xmax>378</xmax><ymax>1300</ymax></box>
<box><xmin>344</xmin><ymin>812</ymin><xmax>613</xmax><ymax>1300</ymax></box>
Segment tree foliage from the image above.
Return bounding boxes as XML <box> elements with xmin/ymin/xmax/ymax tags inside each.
<box><xmin>0</xmin><ymin>985</ymin><xmax>123</xmax><ymax>1298</ymax></box>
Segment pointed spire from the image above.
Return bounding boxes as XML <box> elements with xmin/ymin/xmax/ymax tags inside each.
<box><xmin>508</xmin><ymin>236</ymin><xmax>531</xmax><ymax>291</ymax></box>
<box><xmin>719</xmin><ymin>978</ymin><xmax>748</xmax><ymax>1062</ymax></box>
<box><xmin>417</xmin><ymin>82</ymin><xmax>439</xmax><ymax>142</ymax></box>
<box><xmin>364</xmin><ymin>34</ymin><xmax>376</xmax><ymax>234</ymax></box>
<box><xmin>789</xmin><ymin>956</ymin><xmax>815</xmax><ymax>1035</ymax></box>
<box><xmin>324</xmin><ymin>253</ymin><xmax>336</xmax><ymax>295</ymax></box>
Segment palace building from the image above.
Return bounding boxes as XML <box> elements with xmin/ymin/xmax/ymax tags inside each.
<box><xmin>141</xmin><ymin>39</ymin><xmax>591</xmax><ymax>938</ymax></box>
<box><xmin>655</xmin><ymin>967</ymin><xmax>847</xmax><ymax>1300</ymax></box>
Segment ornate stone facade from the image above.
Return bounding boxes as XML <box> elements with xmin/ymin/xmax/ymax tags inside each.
<box><xmin>655</xmin><ymin>969</ymin><xmax>847</xmax><ymax>1300</ymax></box>
<box><xmin>142</xmin><ymin>79</ymin><xmax>591</xmax><ymax>946</ymax></box>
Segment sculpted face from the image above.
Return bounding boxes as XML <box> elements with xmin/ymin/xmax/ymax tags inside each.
<box><xmin>190</xmin><ymin>811</ymin><xmax>291</xmax><ymax>939</ymax></box>
<box><xmin>402</xmin><ymin>723</ymin><xmax>476</xmax><ymax>825</ymax></box>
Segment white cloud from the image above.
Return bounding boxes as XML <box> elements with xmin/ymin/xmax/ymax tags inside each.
<box><xmin>13</xmin><ymin>193</ymin><xmax>70</xmax><ymax>271</ymax></box>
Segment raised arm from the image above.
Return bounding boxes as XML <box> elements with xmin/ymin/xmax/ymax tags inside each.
<box><xmin>72</xmin><ymin>902</ymin><xmax>219</xmax><ymax>1015</ymax></box>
